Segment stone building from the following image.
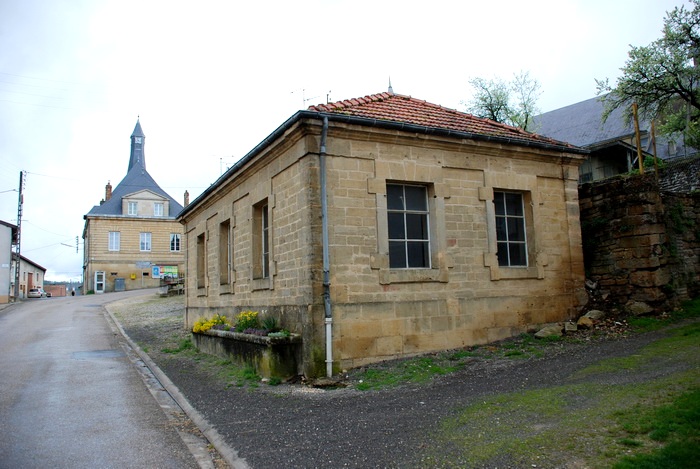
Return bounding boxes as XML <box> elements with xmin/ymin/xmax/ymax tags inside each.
<box><xmin>178</xmin><ymin>92</ymin><xmax>588</xmax><ymax>377</ymax></box>
<box><xmin>83</xmin><ymin>120</ymin><xmax>185</xmax><ymax>294</ymax></box>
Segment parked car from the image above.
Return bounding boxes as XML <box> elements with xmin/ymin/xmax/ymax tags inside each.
<box><xmin>45</xmin><ymin>291</ymin><xmax>52</xmax><ymax>297</ymax></box>
<box><xmin>28</xmin><ymin>288</ymin><xmax>42</xmax><ymax>298</ymax></box>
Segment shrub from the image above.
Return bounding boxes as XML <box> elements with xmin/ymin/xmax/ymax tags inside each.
<box><xmin>262</xmin><ymin>316</ymin><xmax>280</xmax><ymax>332</ymax></box>
<box><xmin>193</xmin><ymin>314</ymin><xmax>231</xmax><ymax>333</ymax></box>
<box><xmin>234</xmin><ymin>310</ymin><xmax>260</xmax><ymax>332</ymax></box>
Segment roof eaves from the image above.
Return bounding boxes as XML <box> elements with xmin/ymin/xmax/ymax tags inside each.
<box><xmin>179</xmin><ymin>109</ymin><xmax>588</xmax><ymax>220</ymax></box>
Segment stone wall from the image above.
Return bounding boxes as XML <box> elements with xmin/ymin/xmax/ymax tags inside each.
<box><xmin>83</xmin><ymin>217</ymin><xmax>184</xmax><ymax>293</ymax></box>
<box><xmin>579</xmin><ymin>173</ymin><xmax>700</xmax><ymax>310</ymax></box>
<box><xmin>658</xmin><ymin>156</ymin><xmax>700</xmax><ymax>193</ymax></box>
<box><xmin>182</xmin><ymin>115</ymin><xmax>588</xmax><ymax>376</ymax></box>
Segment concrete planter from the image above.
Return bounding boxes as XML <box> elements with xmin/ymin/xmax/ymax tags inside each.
<box><xmin>192</xmin><ymin>329</ymin><xmax>302</xmax><ymax>379</ymax></box>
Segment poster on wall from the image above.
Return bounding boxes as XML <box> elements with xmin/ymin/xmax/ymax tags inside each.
<box><xmin>152</xmin><ymin>265</ymin><xmax>178</xmax><ymax>280</ymax></box>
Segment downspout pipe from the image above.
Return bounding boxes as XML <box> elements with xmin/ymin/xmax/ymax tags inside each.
<box><xmin>320</xmin><ymin>116</ymin><xmax>333</xmax><ymax>377</ymax></box>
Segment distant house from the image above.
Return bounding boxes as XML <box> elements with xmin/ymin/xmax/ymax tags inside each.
<box><xmin>533</xmin><ymin>95</ymin><xmax>696</xmax><ymax>183</ymax></box>
<box><xmin>178</xmin><ymin>91</ymin><xmax>588</xmax><ymax>377</ymax></box>
<box><xmin>83</xmin><ymin>120</ymin><xmax>185</xmax><ymax>294</ymax></box>
<box><xmin>0</xmin><ymin>220</ymin><xmax>18</xmax><ymax>303</ymax></box>
<box><xmin>10</xmin><ymin>255</ymin><xmax>46</xmax><ymax>300</ymax></box>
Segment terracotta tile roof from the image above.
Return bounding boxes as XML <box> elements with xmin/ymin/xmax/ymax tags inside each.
<box><xmin>308</xmin><ymin>92</ymin><xmax>577</xmax><ymax>150</ymax></box>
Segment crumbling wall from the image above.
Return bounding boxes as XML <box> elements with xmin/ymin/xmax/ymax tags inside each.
<box><xmin>579</xmin><ymin>173</ymin><xmax>699</xmax><ymax>310</ymax></box>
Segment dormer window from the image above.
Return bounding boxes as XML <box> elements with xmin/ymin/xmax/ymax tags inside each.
<box><xmin>128</xmin><ymin>201</ymin><xmax>138</xmax><ymax>216</ymax></box>
<box><xmin>154</xmin><ymin>203</ymin><xmax>164</xmax><ymax>217</ymax></box>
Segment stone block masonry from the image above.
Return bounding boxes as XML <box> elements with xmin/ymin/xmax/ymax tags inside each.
<box><xmin>579</xmin><ymin>173</ymin><xmax>700</xmax><ymax>309</ymax></box>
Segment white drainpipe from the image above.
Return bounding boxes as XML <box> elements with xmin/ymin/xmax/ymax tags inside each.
<box><xmin>319</xmin><ymin>116</ymin><xmax>333</xmax><ymax>377</ymax></box>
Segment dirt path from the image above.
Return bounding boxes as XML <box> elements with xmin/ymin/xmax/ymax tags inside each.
<box><xmin>108</xmin><ymin>293</ymin><xmax>699</xmax><ymax>468</ymax></box>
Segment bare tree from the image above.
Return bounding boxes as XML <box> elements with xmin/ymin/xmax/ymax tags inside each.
<box><xmin>464</xmin><ymin>71</ymin><xmax>541</xmax><ymax>130</ymax></box>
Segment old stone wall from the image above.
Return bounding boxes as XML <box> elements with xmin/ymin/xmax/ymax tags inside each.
<box><xmin>182</xmin><ymin>116</ymin><xmax>588</xmax><ymax>376</ymax></box>
<box><xmin>658</xmin><ymin>156</ymin><xmax>700</xmax><ymax>193</ymax></box>
<box><xmin>579</xmin><ymin>173</ymin><xmax>699</xmax><ymax>310</ymax></box>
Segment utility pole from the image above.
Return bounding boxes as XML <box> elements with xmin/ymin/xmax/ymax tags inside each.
<box><xmin>12</xmin><ymin>171</ymin><xmax>25</xmax><ymax>301</ymax></box>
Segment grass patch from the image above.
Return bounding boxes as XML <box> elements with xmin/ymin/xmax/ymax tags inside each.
<box><xmin>161</xmin><ymin>338</ymin><xmax>194</xmax><ymax>354</ymax></box>
<box><xmin>420</xmin><ymin>308</ymin><xmax>700</xmax><ymax>468</ymax></box>
<box><xmin>423</xmin><ymin>372</ymin><xmax>699</xmax><ymax>468</ymax></box>
<box><xmin>351</xmin><ymin>334</ymin><xmax>569</xmax><ymax>390</ymax></box>
<box><xmin>203</xmin><ymin>357</ymin><xmax>261</xmax><ymax>388</ymax></box>
<box><xmin>354</xmin><ymin>356</ymin><xmax>462</xmax><ymax>390</ymax></box>
<box><xmin>628</xmin><ymin>298</ymin><xmax>700</xmax><ymax>332</ymax></box>
<box><xmin>612</xmin><ymin>389</ymin><xmax>700</xmax><ymax>468</ymax></box>
<box><xmin>572</xmin><ymin>321</ymin><xmax>700</xmax><ymax>379</ymax></box>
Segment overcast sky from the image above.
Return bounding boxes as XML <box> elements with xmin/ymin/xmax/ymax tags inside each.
<box><xmin>0</xmin><ymin>0</ymin><xmax>686</xmax><ymax>282</ymax></box>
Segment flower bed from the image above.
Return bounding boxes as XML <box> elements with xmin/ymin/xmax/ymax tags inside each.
<box><xmin>191</xmin><ymin>312</ymin><xmax>302</xmax><ymax>379</ymax></box>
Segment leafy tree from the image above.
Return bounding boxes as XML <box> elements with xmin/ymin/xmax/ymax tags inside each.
<box><xmin>464</xmin><ymin>71</ymin><xmax>541</xmax><ymax>130</ymax></box>
<box><xmin>596</xmin><ymin>0</ymin><xmax>700</xmax><ymax>148</ymax></box>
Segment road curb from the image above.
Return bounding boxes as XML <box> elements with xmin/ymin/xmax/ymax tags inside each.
<box><xmin>104</xmin><ymin>303</ymin><xmax>250</xmax><ymax>469</ymax></box>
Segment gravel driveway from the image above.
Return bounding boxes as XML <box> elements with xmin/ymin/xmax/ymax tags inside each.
<box><xmin>107</xmin><ymin>291</ymin><xmax>699</xmax><ymax>469</ymax></box>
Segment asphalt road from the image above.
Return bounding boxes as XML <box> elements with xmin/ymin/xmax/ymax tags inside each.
<box><xmin>0</xmin><ymin>292</ymin><xmax>202</xmax><ymax>469</ymax></box>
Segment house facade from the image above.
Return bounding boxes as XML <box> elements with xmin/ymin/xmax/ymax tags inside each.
<box><xmin>10</xmin><ymin>255</ymin><xmax>46</xmax><ymax>299</ymax></box>
<box><xmin>179</xmin><ymin>92</ymin><xmax>588</xmax><ymax>377</ymax></box>
<box><xmin>0</xmin><ymin>220</ymin><xmax>18</xmax><ymax>303</ymax></box>
<box><xmin>83</xmin><ymin>120</ymin><xmax>185</xmax><ymax>294</ymax></box>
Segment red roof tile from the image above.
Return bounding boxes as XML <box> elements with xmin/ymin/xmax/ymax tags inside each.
<box><xmin>307</xmin><ymin>92</ymin><xmax>576</xmax><ymax>149</ymax></box>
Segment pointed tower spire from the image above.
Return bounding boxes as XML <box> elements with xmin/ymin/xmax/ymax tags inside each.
<box><xmin>128</xmin><ymin>118</ymin><xmax>146</xmax><ymax>172</ymax></box>
<box><xmin>388</xmin><ymin>77</ymin><xmax>394</xmax><ymax>94</ymax></box>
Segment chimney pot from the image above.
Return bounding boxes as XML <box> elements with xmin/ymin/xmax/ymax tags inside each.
<box><xmin>105</xmin><ymin>181</ymin><xmax>113</xmax><ymax>201</ymax></box>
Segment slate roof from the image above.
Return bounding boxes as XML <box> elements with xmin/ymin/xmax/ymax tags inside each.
<box><xmin>532</xmin><ymin>95</ymin><xmax>699</xmax><ymax>160</ymax></box>
<box><xmin>131</xmin><ymin>120</ymin><xmax>145</xmax><ymax>138</ymax></box>
<box><xmin>86</xmin><ymin>120</ymin><xmax>183</xmax><ymax>218</ymax></box>
<box><xmin>308</xmin><ymin>92</ymin><xmax>578</xmax><ymax>150</ymax></box>
<box><xmin>532</xmin><ymin>95</ymin><xmax>636</xmax><ymax>149</ymax></box>
<box><xmin>86</xmin><ymin>166</ymin><xmax>183</xmax><ymax>217</ymax></box>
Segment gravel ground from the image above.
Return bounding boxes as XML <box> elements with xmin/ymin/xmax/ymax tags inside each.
<box><xmin>107</xmin><ymin>291</ymin><xmax>698</xmax><ymax>469</ymax></box>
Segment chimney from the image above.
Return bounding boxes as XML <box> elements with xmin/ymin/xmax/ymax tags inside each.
<box><xmin>105</xmin><ymin>181</ymin><xmax>113</xmax><ymax>201</ymax></box>
<box><xmin>184</xmin><ymin>190</ymin><xmax>189</xmax><ymax>207</ymax></box>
